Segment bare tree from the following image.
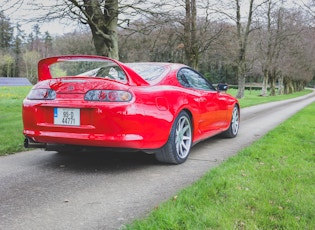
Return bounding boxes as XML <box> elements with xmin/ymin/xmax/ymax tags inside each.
<box><xmin>258</xmin><ymin>0</ymin><xmax>287</xmax><ymax>96</ymax></box>
<box><xmin>0</xmin><ymin>0</ymin><xmax>24</xmax><ymax>12</ymax></box>
<box><xmin>183</xmin><ymin>0</ymin><xmax>197</xmax><ymax>68</ymax></box>
<box><xmin>181</xmin><ymin>0</ymin><xmax>224</xmax><ymax>69</ymax></box>
<box><xmin>213</xmin><ymin>0</ymin><xmax>261</xmax><ymax>98</ymax></box>
<box><xmin>23</xmin><ymin>0</ymin><xmax>175</xmax><ymax>60</ymax></box>
<box><xmin>54</xmin><ymin>0</ymin><xmax>119</xmax><ymax>59</ymax></box>
<box><xmin>234</xmin><ymin>0</ymin><xmax>257</xmax><ymax>98</ymax></box>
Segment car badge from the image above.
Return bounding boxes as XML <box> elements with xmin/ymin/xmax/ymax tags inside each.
<box><xmin>68</xmin><ymin>85</ymin><xmax>74</xmax><ymax>91</ymax></box>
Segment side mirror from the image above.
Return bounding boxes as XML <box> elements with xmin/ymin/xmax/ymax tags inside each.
<box><xmin>217</xmin><ymin>83</ymin><xmax>229</xmax><ymax>92</ymax></box>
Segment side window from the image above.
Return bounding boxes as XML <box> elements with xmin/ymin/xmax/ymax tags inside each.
<box><xmin>178</xmin><ymin>71</ymin><xmax>190</xmax><ymax>88</ymax></box>
<box><xmin>177</xmin><ymin>68</ymin><xmax>214</xmax><ymax>91</ymax></box>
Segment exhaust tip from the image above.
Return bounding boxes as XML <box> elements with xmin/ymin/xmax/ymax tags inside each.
<box><xmin>24</xmin><ymin>138</ymin><xmax>29</xmax><ymax>148</ymax></box>
<box><xmin>24</xmin><ymin>137</ymin><xmax>46</xmax><ymax>149</ymax></box>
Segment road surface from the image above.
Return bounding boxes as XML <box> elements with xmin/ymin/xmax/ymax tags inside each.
<box><xmin>0</xmin><ymin>91</ymin><xmax>314</xmax><ymax>230</ymax></box>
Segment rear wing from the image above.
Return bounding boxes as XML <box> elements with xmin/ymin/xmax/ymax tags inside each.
<box><xmin>38</xmin><ymin>55</ymin><xmax>149</xmax><ymax>86</ymax></box>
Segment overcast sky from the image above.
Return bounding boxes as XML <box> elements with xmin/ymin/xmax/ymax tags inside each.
<box><xmin>4</xmin><ymin>0</ymin><xmax>76</xmax><ymax>36</ymax></box>
<box><xmin>4</xmin><ymin>0</ymin><xmax>300</xmax><ymax>37</ymax></box>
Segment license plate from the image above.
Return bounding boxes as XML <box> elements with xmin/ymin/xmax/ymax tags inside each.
<box><xmin>54</xmin><ymin>108</ymin><xmax>80</xmax><ymax>126</ymax></box>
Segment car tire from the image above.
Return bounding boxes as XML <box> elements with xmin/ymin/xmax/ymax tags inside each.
<box><xmin>155</xmin><ymin>111</ymin><xmax>192</xmax><ymax>164</ymax></box>
<box><xmin>221</xmin><ymin>105</ymin><xmax>239</xmax><ymax>138</ymax></box>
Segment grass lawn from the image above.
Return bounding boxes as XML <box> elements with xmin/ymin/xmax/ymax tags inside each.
<box><xmin>0</xmin><ymin>86</ymin><xmax>32</xmax><ymax>155</ymax></box>
<box><xmin>227</xmin><ymin>88</ymin><xmax>312</xmax><ymax>108</ymax></box>
<box><xmin>125</xmin><ymin>102</ymin><xmax>315</xmax><ymax>229</ymax></box>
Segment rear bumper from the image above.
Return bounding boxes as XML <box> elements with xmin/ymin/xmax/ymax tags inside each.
<box><xmin>24</xmin><ymin>130</ymin><xmax>149</xmax><ymax>149</ymax></box>
<box><xmin>22</xmin><ymin>100</ymin><xmax>173</xmax><ymax>150</ymax></box>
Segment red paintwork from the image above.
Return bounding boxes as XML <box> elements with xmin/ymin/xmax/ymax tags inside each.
<box><xmin>23</xmin><ymin>55</ymin><xmax>239</xmax><ymax>151</ymax></box>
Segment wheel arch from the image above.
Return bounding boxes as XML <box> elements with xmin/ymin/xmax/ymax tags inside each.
<box><xmin>235</xmin><ymin>102</ymin><xmax>241</xmax><ymax>120</ymax></box>
<box><xmin>178</xmin><ymin>108</ymin><xmax>194</xmax><ymax>138</ymax></box>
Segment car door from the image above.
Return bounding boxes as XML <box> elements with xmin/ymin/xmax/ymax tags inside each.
<box><xmin>177</xmin><ymin>68</ymin><xmax>228</xmax><ymax>135</ymax></box>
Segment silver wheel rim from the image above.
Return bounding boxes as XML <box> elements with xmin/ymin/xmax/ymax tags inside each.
<box><xmin>175</xmin><ymin>116</ymin><xmax>192</xmax><ymax>159</ymax></box>
<box><xmin>231</xmin><ymin>107</ymin><xmax>239</xmax><ymax>135</ymax></box>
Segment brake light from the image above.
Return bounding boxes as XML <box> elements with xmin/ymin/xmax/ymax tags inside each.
<box><xmin>27</xmin><ymin>89</ymin><xmax>56</xmax><ymax>100</ymax></box>
<box><xmin>84</xmin><ymin>90</ymin><xmax>132</xmax><ymax>102</ymax></box>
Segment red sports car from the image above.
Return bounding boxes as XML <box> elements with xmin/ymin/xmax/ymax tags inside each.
<box><xmin>23</xmin><ymin>55</ymin><xmax>240</xmax><ymax>164</ymax></box>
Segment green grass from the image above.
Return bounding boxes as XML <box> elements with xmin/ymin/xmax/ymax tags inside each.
<box><xmin>227</xmin><ymin>88</ymin><xmax>312</xmax><ymax>108</ymax></box>
<box><xmin>125</xmin><ymin>102</ymin><xmax>315</xmax><ymax>229</ymax></box>
<box><xmin>0</xmin><ymin>86</ymin><xmax>32</xmax><ymax>155</ymax></box>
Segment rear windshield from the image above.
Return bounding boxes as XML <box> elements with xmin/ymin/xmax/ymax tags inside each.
<box><xmin>125</xmin><ymin>63</ymin><xmax>170</xmax><ymax>82</ymax></box>
<box><xmin>49</xmin><ymin>60</ymin><xmax>127</xmax><ymax>83</ymax></box>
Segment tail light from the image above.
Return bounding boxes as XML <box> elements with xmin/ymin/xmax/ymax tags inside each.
<box><xmin>84</xmin><ymin>90</ymin><xmax>132</xmax><ymax>102</ymax></box>
<box><xmin>27</xmin><ymin>89</ymin><xmax>56</xmax><ymax>100</ymax></box>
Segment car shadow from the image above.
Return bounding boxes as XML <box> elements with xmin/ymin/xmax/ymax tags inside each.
<box><xmin>34</xmin><ymin>136</ymin><xmax>226</xmax><ymax>173</ymax></box>
<box><xmin>38</xmin><ymin>149</ymin><xmax>160</xmax><ymax>173</ymax></box>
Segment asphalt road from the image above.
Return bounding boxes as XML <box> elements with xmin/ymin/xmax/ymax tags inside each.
<box><xmin>1</xmin><ymin>91</ymin><xmax>314</xmax><ymax>230</ymax></box>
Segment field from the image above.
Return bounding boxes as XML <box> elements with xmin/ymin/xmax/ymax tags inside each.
<box><xmin>0</xmin><ymin>86</ymin><xmax>32</xmax><ymax>155</ymax></box>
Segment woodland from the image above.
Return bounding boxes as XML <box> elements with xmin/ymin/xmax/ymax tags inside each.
<box><xmin>1</xmin><ymin>0</ymin><xmax>315</xmax><ymax>98</ymax></box>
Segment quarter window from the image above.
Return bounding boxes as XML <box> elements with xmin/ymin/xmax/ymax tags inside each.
<box><xmin>177</xmin><ymin>68</ymin><xmax>214</xmax><ymax>91</ymax></box>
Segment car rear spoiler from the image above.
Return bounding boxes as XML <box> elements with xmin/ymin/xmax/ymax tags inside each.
<box><xmin>38</xmin><ymin>55</ymin><xmax>150</xmax><ymax>86</ymax></box>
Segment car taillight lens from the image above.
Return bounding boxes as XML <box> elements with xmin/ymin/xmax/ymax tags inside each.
<box><xmin>27</xmin><ymin>89</ymin><xmax>56</xmax><ymax>100</ymax></box>
<box><xmin>84</xmin><ymin>90</ymin><xmax>132</xmax><ymax>102</ymax></box>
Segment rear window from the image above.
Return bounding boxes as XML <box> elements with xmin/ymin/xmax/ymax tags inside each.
<box><xmin>125</xmin><ymin>63</ymin><xmax>170</xmax><ymax>82</ymax></box>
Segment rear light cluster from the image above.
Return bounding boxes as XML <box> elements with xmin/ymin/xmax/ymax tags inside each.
<box><xmin>27</xmin><ymin>89</ymin><xmax>56</xmax><ymax>100</ymax></box>
<box><xmin>84</xmin><ymin>90</ymin><xmax>132</xmax><ymax>102</ymax></box>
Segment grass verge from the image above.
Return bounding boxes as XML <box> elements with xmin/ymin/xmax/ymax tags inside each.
<box><xmin>228</xmin><ymin>88</ymin><xmax>312</xmax><ymax>108</ymax></box>
<box><xmin>125</xmin><ymin>102</ymin><xmax>315</xmax><ymax>229</ymax></box>
<box><xmin>0</xmin><ymin>86</ymin><xmax>32</xmax><ymax>155</ymax></box>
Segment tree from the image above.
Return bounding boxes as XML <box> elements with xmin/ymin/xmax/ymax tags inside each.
<box><xmin>10</xmin><ymin>0</ymin><xmax>223</xmax><ymax>69</ymax></box>
<box><xmin>12</xmin><ymin>23</ymin><xmax>24</xmax><ymax>77</ymax></box>
<box><xmin>183</xmin><ymin>0</ymin><xmax>198</xmax><ymax>68</ymax></box>
<box><xmin>234</xmin><ymin>0</ymin><xmax>256</xmax><ymax>99</ymax></box>
<box><xmin>54</xmin><ymin>31</ymin><xmax>95</xmax><ymax>55</ymax></box>
<box><xmin>72</xmin><ymin>0</ymin><xmax>119</xmax><ymax>59</ymax></box>
<box><xmin>43</xmin><ymin>31</ymin><xmax>53</xmax><ymax>57</ymax></box>
<box><xmin>0</xmin><ymin>11</ymin><xmax>15</xmax><ymax>77</ymax></box>
<box><xmin>213</xmin><ymin>0</ymin><xmax>259</xmax><ymax>98</ymax></box>
<box><xmin>24</xmin><ymin>0</ymin><xmax>119</xmax><ymax>58</ymax></box>
<box><xmin>276</xmin><ymin>9</ymin><xmax>315</xmax><ymax>94</ymax></box>
<box><xmin>0</xmin><ymin>53</ymin><xmax>14</xmax><ymax>77</ymax></box>
<box><xmin>258</xmin><ymin>0</ymin><xmax>286</xmax><ymax>96</ymax></box>
<box><xmin>0</xmin><ymin>11</ymin><xmax>13</xmax><ymax>51</ymax></box>
<box><xmin>22</xmin><ymin>51</ymin><xmax>40</xmax><ymax>84</ymax></box>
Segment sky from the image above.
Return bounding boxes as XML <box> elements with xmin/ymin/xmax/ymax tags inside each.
<box><xmin>3</xmin><ymin>0</ymin><xmax>301</xmax><ymax>37</ymax></box>
<box><xmin>3</xmin><ymin>0</ymin><xmax>77</xmax><ymax>36</ymax></box>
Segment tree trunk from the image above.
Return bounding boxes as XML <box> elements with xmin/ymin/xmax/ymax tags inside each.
<box><xmin>289</xmin><ymin>81</ymin><xmax>294</xmax><ymax>94</ymax></box>
<box><xmin>190</xmin><ymin>0</ymin><xmax>198</xmax><ymax>70</ymax></box>
<box><xmin>235</xmin><ymin>0</ymin><xmax>254</xmax><ymax>99</ymax></box>
<box><xmin>261</xmin><ymin>69</ymin><xmax>269</xmax><ymax>96</ymax></box>
<box><xmin>236</xmin><ymin>71</ymin><xmax>246</xmax><ymax>99</ymax></box>
<box><xmin>84</xmin><ymin>0</ymin><xmax>119</xmax><ymax>59</ymax></box>
<box><xmin>269</xmin><ymin>76</ymin><xmax>276</xmax><ymax>96</ymax></box>
<box><xmin>184</xmin><ymin>0</ymin><xmax>198</xmax><ymax>69</ymax></box>
<box><xmin>91</xmin><ymin>27</ymin><xmax>118</xmax><ymax>59</ymax></box>
<box><xmin>278</xmin><ymin>74</ymin><xmax>284</xmax><ymax>95</ymax></box>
